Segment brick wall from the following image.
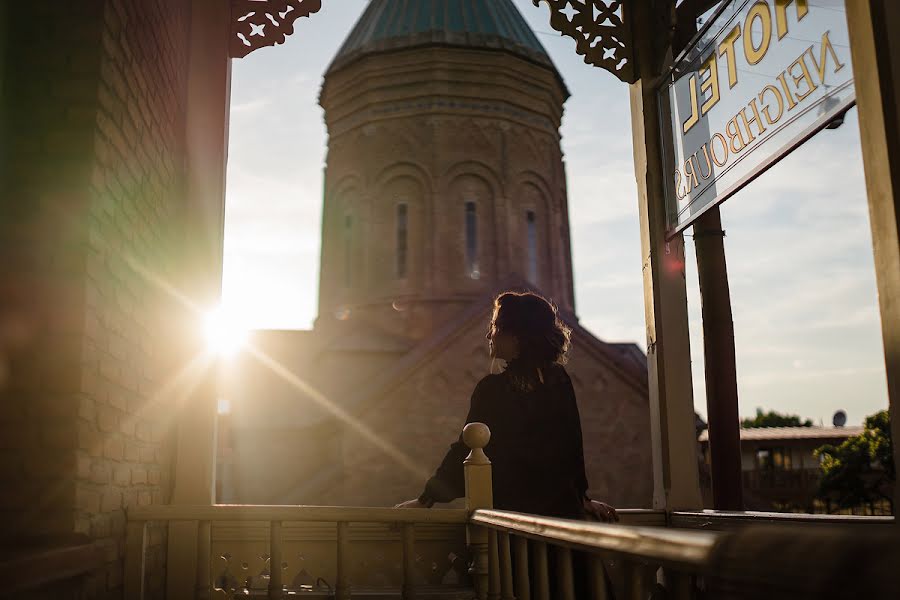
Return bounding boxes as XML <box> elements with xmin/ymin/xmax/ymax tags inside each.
<box><xmin>0</xmin><ymin>1</ymin><xmax>193</xmax><ymax>598</ymax></box>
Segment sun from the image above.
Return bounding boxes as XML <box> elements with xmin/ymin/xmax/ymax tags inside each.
<box><xmin>204</xmin><ymin>305</ymin><xmax>249</xmax><ymax>358</ymax></box>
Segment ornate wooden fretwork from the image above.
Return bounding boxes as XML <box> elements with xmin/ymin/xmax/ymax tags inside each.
<box><xmin>533</xmin><ymin>0</ymin><xmax>635</xmax><ymax>83</ymax></box>
<box><xmin>230</xmin><ymin>0</ymin><xmax>323</xmax><ymax>58</ymax></box>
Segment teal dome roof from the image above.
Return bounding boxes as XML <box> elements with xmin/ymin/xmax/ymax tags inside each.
<box><xmin>327</xmin><ymin>0</ymin><xmax>559</xmax><ymax>76</ymax></box>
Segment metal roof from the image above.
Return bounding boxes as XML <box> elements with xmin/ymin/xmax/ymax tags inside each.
<box><xmin>698</xmin><ymin>426</ymin><xmax>865</xmax><ymax>443</ymax></box>
<box><xmin>327</xmin><ymin>0</ymin><xmax>559</xmax><ymax>76</ymax></box>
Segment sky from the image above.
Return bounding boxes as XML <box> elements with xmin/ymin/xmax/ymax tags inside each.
<box><xmin>222</xmin><ymin>0</ymin><xmax>888</xmax><ymax>426</ymax></box>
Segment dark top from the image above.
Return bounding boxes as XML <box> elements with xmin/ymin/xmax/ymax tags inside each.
<box><xmin>419</xmin><ymin>361</ymin><xmax>589</xmax><ymax>519</ymax></box>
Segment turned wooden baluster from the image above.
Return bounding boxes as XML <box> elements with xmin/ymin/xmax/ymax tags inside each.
<box><xmin>532</xmin><ymin>541</ymin><xmax>551</xmax><ymax>600</ymax></box>
<box><xmin>498</xmin><ymin>531</ymin><xmax>515</xmax><ymax>600</ymax></box>
<box><xmin>555</xmin><ymin>546</ymin><xmax>576</xmax><ymax>600</ymax></box>
<box><xmin>621</xmin><ymin>560</ymin><xmax>647</xmax><ymax>600</ymax></box>
<box><xmin>513</xmin><ymin>536</ymin><xmax>531</xmax><ymax>600</ymax></box>
<box><xmin>268</xmin><ymin>521</ymin><xmax>283</xmax><ymax>600</ymax></box>
<box><xmin>588</xmin><ymin>554</ymin><xmax>610</xmax><ymax>600</ymax></box>
<box><xmin>463</xmin><ymin>422</ymin><xmax>493</xmax><ymax>600</ymax></box>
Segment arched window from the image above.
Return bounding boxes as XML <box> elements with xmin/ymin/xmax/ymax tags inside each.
<box><xmin>465</xmin><ymin>201</ymin><xmax>479</xmax><ymax>279</ymax></box>
<box><xmin>343</xmin><ymin>213</ymin><xmax>353</xmax><ymax>287</ymax></box>
<box><xmin>396</xmin><ymin>202</ymin><xmax>408</xmax><ymax>279</ymax></box>
<box><xmin>526</xmin><ymin>210</ymin><xmax>537</xmax><ymax>283</ymax></box>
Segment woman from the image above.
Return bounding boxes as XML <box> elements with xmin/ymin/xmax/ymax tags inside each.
<box><xmin>396</xmin><ymin>291</ymin><xmax>617</xmax><ymax>523</ymax></box>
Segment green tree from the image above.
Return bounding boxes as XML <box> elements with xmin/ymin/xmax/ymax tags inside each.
<box><xmin>815</xmin><ymin>409</ymin><xmax>894</xmax><ymax>514</ymax></box>
<box><xmin>741</xmin><ymin>407</ymin><xmax>813</xmax><ymax>428</ymax></box>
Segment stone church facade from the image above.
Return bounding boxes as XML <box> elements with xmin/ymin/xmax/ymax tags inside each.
<box><xmin>222</xmin><ymin>0</ymin><xmax>653</xmax><ymax>509</ymax></box>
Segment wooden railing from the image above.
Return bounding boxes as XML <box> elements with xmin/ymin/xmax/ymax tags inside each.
<box><xmin>468</xmin><ymin>509</ymin><xmax>717</xmax><ymax>599</ymax></box>
<box><xmin>124</xmin><ymin>422</ymin><xmax>898</xmax><ymax>599</ymax></box>
<box><xmin>125</xmin><ymin>506</ymin><xmax>472</xmax><ymax>598</ymax></box>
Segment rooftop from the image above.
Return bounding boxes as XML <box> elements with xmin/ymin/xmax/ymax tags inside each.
<box><xmin>327</xmin><ymin>0</ymin><xmax>560</xmax><ymax>77</ymax></box>
<box><xmin>698</xmin><ymin>426</ymin><xmax>865</xmax><ymax>442</ymax></box>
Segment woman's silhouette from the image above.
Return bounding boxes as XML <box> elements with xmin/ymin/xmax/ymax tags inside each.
<box><xmin>396</xmin><ymin>291</ymin><xmax>617</xmax><ymax>523</ymax></box>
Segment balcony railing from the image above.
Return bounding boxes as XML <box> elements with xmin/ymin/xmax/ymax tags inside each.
<box><xmin>124</xmin><ymin>423</ymin><xmax>898</xmax><ymax>599</ymax></box>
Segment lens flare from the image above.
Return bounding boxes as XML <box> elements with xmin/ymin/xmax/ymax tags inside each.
<box><xmin>204</xmin><ymin>306</ymin><xmax>249</xmax><ymax>357</ymax></box>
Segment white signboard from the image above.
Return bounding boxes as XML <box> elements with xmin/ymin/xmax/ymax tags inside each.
<box><xmin>659</xmin><ymin>0</ymin><xmax>855</xmax><ymax>234</ymax></box>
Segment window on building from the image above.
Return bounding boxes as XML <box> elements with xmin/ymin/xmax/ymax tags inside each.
<box><xmin>465</xmin><ymin>201</ymin><xmax>479</xmax><ymax>279</ymax></box>
<box><xmin>344</xmin><ymin>214</ymin><xmax>352</xmax><ymax>287</ymax></box>
<box><xmin>396</xmin><ymin>202</ymin><xmax>408</xmax><ymax>279</ymax></box>
<box><xmin>526</xmin><ymin>210</ymin><xmax>537</xmax><ymax>283</ymax></box>
<box><xmin>756</xmin><ymin>447</ymin><xmax>791</xmax><ymax>470</ymax></box>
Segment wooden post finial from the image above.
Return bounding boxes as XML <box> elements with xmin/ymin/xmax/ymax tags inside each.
<box><xmin>463</xmin><ymin>422</ymin><xmax>491</xmax><ymax>466</ymax></box>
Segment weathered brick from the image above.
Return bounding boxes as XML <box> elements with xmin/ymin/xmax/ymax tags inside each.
<box><xmin>77</xmin><ymin>486</ymin><xmax>101</xmax><ymax>513</ymax></box>
<box><xmin>103</xmin><ymin>437</ymin><xmax>124</xmax><ymax>461</ymax></box>
<box><xmin>78</xmin><ymin>395</ymin><xmax>97</xmax><ymax>421</ymax></box>
<box><xmin>100</xmin><ymin>488</ymin><xmax>121</xmax><ymax>512</ymax></box>
<box><xmin>97</xmin><ymin>406</ymin><xmax>119</xmax><ymax>432</ymax></box>
<box><xmin>124</xmin><ymin>442</ymin><xmax>140</xmax><ymax>462</ymax></box>
<box><xmin>119</xmin><ymin>416</ymin><xmax>135</xmax><ymax>436</ymax></box>
<box><xmin>131</xmin><ymin>467</ymin><xmax>147</xmax><ymax>484</ymax></box>
<box><xmin>77</xmin><ymin>454</ymin><xmax>92</xmax><ymax>479</ymax></box>
<box><xmin>135</xmin><ymin>420</ymin><xmax>152</xmax><ymax>442</ymax></box>
<box><xmin>113</xmin><ymin>466</ymin><xmax>130</xmax><ymax>485</ymax></box>
<box><xmin>139</xmin><ymin>445</ymin><xmax>155</xmax><ymax>464</ymax></box>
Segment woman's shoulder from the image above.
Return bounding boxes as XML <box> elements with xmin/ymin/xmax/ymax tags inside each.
<box><xmin>473</xmin><ymin>373</ymin><xmax>505</xmax><ymax>393</ymax></box>
<box><xmin>544</xmin><ymin>363</ymin><xmax>572</xmax><ymax>384</ymax></box>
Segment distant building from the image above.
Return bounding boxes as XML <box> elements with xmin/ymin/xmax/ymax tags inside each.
<box><xmin>218</xmin><ymin>0</ymin><xmax>652</xmax><ymax>509</ymax></box>
<box><xmin>698</xmin><ymin>426</ymin><xmax>865</xmax><ymax>512</ymax></box>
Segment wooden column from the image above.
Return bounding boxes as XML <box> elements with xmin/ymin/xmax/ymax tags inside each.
<box><xmin>845</xmin><ymin>0</ymin><xmax>900</xmax><ymax>521</ymax></box>
<box><xmin>628</xmin><ymin>2</ymin><xmax>704</xmax><ymax>510</ymax></box>
<box><xmin>693</xmin><ymin>207</ymin><xmax>743</xmax><ymax>510</ymax></box>
<box><xmin>168</xmin><ymin>1</ymin><xmax>232</xmax><ymax>598</ymax></box>
<box><xmin>463</xmin><ymin>423</ymin><xmax>494</xmax><ymax>600</ymax></box>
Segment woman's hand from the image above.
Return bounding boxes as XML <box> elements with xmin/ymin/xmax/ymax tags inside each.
<box><xmin>584</xmin><ymin>499</ymin><xmax>619</xmax><ymax>523</ymax></box>
<box><xmin>394</xmin><ymin>498</ymin><xmax>429</xmax><ymax>509</ymax></box>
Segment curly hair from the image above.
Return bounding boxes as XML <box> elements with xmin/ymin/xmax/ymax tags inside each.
<box><xmin>491</xmin><ymin>292</ymin><xmax>571</xmax><ymax>365</ymax></box>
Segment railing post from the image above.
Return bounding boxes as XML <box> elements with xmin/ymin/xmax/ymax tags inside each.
<box><xmin>402</xmin><ymin>523</ymin><xmax>417</xmax><ymax>600</ymax></box>
<box><xmin>124</xmin><ymin>520</ymin><xmax>147</xmax><ymax>600</ymax></box>
<box><xmin>268</xmin><ymin>520</ymin><xmax>283</xmax><ymax>599</ymax></box>
<box><xmin>463</xmin><ymin>423</ymin><xmax>493</xmax><ymax>600</ymax></box>
<box><xmin>336</xmin><ymin>521</ymin><xmax>350</xmax><ymax>600</ymax></box>
<box><xmin>167</xmin><ymin>521</ymin><xmax>200</xmax><ymax>599</ymax></box>
<box><xmin>196</xmin><ymin>520</ymin><xmax>212</xmax><ymax>599</ymax></box>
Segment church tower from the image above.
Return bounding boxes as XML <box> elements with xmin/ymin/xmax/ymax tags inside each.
<box><xmin>317</xmin><ymin>0</ymin><xmax>576</xmax><ymax>339</ymax></box>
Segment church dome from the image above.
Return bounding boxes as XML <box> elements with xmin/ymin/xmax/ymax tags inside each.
<box><xmin>327</xmin><ymin>0</ymin><xmax>559</xmax><ymax>77</ymax></box>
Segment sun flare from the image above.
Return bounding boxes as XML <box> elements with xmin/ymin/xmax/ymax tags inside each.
<box><xmin>204</xmin><ymin>306</ymin><xmax>249</xmax><ymax>358</ymax></box>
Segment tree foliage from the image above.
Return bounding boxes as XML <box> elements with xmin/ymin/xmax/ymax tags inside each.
<box><xmin>741</xmin><ymin>407</ymin><xmax>813</xmax><ymax>428</ymax></box>
<box><xmin>815</xmin><ymin>409</ymin><xmax>894</xmax><ymax>513</ymax></box>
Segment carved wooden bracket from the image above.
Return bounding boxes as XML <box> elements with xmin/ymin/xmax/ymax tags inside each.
<box><xmin>533</xmin><ymin>0</ymin><xmax>635</xmax><ymax>83</ymax></box>
<box><xmin>230</xmin><ymin>0</ymin><xmax>323</xmax><ymax>58</ymax></box>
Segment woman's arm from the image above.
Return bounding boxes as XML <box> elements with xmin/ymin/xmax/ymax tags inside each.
<box><xmin>564</xmin><ymin>371</ymin><xmax>619</xmax><ymax>522</ymax></box>
<box><xmin>398</xmin><ymin>377</ymin><xmax>494</xmax><ymax>508</ymax></box>
<box><xmin>562</xmin><ymin>372</ymin><xmax>590</xmax><ymax>501</ymax></box>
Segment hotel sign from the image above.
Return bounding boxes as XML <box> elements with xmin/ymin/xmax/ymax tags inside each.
<box><xmin>660</xmin><ymin>0</ymin><xmax>854</xmax><ymax>234</ymax></box>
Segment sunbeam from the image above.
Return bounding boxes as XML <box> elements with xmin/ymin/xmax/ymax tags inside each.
<box><xmin>246</xmin><ymin>345</ymin><xmax>431</xmax><ymax>480</ymax></box>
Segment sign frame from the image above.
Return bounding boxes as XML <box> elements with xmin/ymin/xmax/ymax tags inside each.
<box><xmin>658</xmin><ymin>0</ymin><xmax>856</xmax><ymax>238</ymax></box>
